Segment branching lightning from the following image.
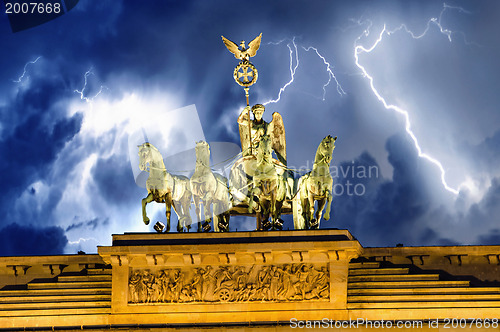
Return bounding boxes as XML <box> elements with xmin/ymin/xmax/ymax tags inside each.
<box><xmin>263</xmin><ymin>3</ymin><xmax>471</xmax><ymax>195</ymax></box>
<box><xmin>302</xmin><ymin>46</ymin><xmax>346</xmax><ymax>99</ymax></box>
<box><xmin>353</xmin><ymin>3</ymin><xmax>474</xmax><ymax>195</ymax></box>
<box><xmin>264</xmin><ymin>38</ymin><xmax>346</xmax><ymax>105</ymax></box>
<box><xmin>12</xmin><ymin>56</ymin><xmax>42</xmax><ymax>83</ymax></box>
<box><xmin>263</xmin><ymin>38</ymin><xmax>300</xmax><ymax>106</ymax></box>
<box><xmin>74</xmin><ymin>68</ymin><xmax>107</xmax><ymax>103</ymax></box>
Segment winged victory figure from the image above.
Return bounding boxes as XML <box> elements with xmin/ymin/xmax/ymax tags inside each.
<box><xmin>237</xmin><ymin>104</ymin><xmax>287</xmax><ymax>165</ymax></box>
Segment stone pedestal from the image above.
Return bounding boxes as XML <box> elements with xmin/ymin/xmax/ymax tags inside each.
<box><xmin>98</xmin><ymin>229</ymin><xmax>362</xmax><ymax>324</ymax></box>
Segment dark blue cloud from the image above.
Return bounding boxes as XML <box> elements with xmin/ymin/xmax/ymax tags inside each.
<box><xmin>0</xmin><ymin>110</ymin><xmax>82</xmax><ymax>199</ymax></box>
<box><xmin>331</xmin><ymin>151</ymin><xmax>383</xmax><ymax>235</ymax></box>
<box><xmin>91</xmin><ymin>153</ymin><xmax>142</xmax><ymax>206</ymax></box>
<box><xmin>464</xmin><ymin>129</ymin><xmax>500</xmax><ymax>173</ymax></box>
<box><xmin>0</xmin><ymin>0</ymin><xmax>499</xmax><ymax>255</ymax></box>
<box><xmin>477</xmin><ymin>230</ymin><xmax>500</xmax><ymax>245</ymax></box>
<box><xmin>332</xmin><ymin>134</ymin><xmax>433</xmax><ymax>247</ymax></box>
<box><xmin>0</xmin><ymin>72</ymin><xmax>82</xmax><ymax>256</ymax></box>
<box><xmin>0</xmin><ymin>223</ymin><xmax>67</xmax><ymax>256</ymax></box>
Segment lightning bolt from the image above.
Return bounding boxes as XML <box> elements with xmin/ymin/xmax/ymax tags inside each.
<box><xmin>262</xmin><ymin>3</ymin><xmax>469</xmax><ymax>195</ymax></box>
<box><xmin>264</xmin><ymin>38</ymin><xmax>346</xmax><ymax>105</ymax></box>
<box><xmin>263</xmin><ymin>38</ymin><xmax>299</xmax><ymax>106</ymax></box>
<box><xmin>302</xmin><ymin>46</ymin><xmax>346</xmax><ymax>99</ymax></box>
<box><xmin>353</xmin><ymin>3</ymin><xmax>474</xmax><ymax>195</ymax></box>
<box><xmin>74</xmin><ymin>68</ymin><xmax>107</xmax><ymax>103</ymax></box>
<box><xmin>67</xmin><ymin>237</ymin><xmax>98</xmax><ymax>245</ymax></box>
<box><xmin>12</xmin><ymin>56</ymin><xmax>42</xmax><ymax>83</ymax></box>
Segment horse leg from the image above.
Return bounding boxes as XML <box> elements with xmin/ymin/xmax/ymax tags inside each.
<box><xmin>219</xmin><ymin>193</ymin><xmax>230</xmax><ymax>232</ymax></box>
<box><xmin>165</xmin><ymin>193</ymin><xmax>172</xmax><ymax>232</ymax></box>
<box><xmin>181</xmin><ymin>195</ymin><xmax>192</xmax><ymax>232</ymax></box>
<box><xmin>193</xmin><ymin>196</ymin><xmax>202</xmax><ymax>232</ymax></box>
<box><xmin>270</xmin><ymin>185</ymin><xmax>277</xmax><ymax>230</ymax></box>
<box><xmin>213</xmin><ymin>202</ymin><xmax>220</xmax><ymax>233</ymax></box>
<box><xmin>172</xmin><ymin>201</ymin><xmax>183</xmax><ymax>232</ymax></box>
<box><xmin>323</xmin><ymin>190</ymin><xmax>332</xmax><ymax>221</ymax></box>
<box><xmin>202</xmin><ymin>198</ymin><xmax>212</xmax><ymax>232</ymax></box>
<box><xmin>301</xmin><ymin>195</ymin><xmax>310</xmax><ymax>229</ymax></box>
<box><xmin>256</xmin><ymin>211</ymin><xmax>262</xmax><ymax>231</ymax></box>
<box><xmin>274</xmin><ymin>195</ymin><xmax>284</xmax><ymax>230</ymax></box>
<box><xmin>307</xmin><ymin>191</ymin><xmax>317</xmax><ymax>229</ymax></box>
<box><xmin>142</xmin><ymin>193</ymin><xmax>154</xmax><ymax>225</ymax></box>
<box><xmin>218</xmin><ymin>196</ymin><xmax>230</xmax><ymax>232</ymax></box>
<box><xmin>223</xmin><ymin>210</ymin><xmax>230</xmax><ymax>232</ymax></box>
<box><xmin>262</xmin><ymin>198</ymin><xmax>272</xmax><ymax>231</ymax></box>
<box><xmin>315</xmin><ymin>197</ymin><xmax>328</xmax><ymax>229</ymax></box>
<box><xmin>248</xmin><ymin>184</ymin><xmax>255</xmax><ymax>213</ymax></box>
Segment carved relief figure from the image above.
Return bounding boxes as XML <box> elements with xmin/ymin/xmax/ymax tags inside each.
<box><xmin>128</xmin><ymin>263</ymin><xmax>329</xmax><ymax>304</ymax></box>
<box><xmin>278</xmin><ymin>264</ymin><xmax>293</xmax><ymax>300</ymax></box>
<box><xmin>129</xmin><ymin>271</ymin><xmax>141</xmax><ymax>303</ymax></box>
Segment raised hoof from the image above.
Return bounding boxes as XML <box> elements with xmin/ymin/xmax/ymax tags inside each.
<box><xmin>143</xmin><ymin>217</ymin><xmax>150</xmax><ymax>225</ymax></box>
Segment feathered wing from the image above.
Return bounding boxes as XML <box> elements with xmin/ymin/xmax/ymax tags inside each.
<box><xmin>270</xmin><ymin>112</ymin><xmax>286</xmax><ymax>165</ymax></box>
<box><xmin>221</xmin><ymin>35</ymin><xmax>241</xmax><ymax>60</ymax></box>
<box><xmin>247</xmin><ymin>33</ymin><xmax>262</xmax><ymax>58</ymax></box>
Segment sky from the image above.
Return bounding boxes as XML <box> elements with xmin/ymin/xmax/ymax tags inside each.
<box><xmin>0</xmin><ymin>0</ymin><xmax>500</xmax><ymax>256</ymax></box>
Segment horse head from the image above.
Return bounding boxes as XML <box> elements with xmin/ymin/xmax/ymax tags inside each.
<box><xmin>195</xmin><ymin>140</ymin><xmax>210</xmax><ymax>166</ymax></box>
<box><xmin>138</xmin><ymin>142</ymin><xmax>161</xmax><ymax>172</ymax></box>
<box><xmin>315</xmin><ymin>135</ymin><xmax>337</xmax><ymax>165</ymax></box>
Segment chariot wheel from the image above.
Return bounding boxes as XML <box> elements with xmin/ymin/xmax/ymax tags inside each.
<box><xmin>218</xmin><ymin>288</ymin><xmax>231</xmax><ymax>302</ymax></box>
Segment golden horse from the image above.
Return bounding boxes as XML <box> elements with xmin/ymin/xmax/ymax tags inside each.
<box><xmin>294</xmin><ymin>135</ymin><xmax>336</xmax><ymax>230</ymax></box>
<box><xmin>138</xmin><ymin>143</ymin><xmax>192</xmax><ymax>232</ymax></box>
<box><xmin>248</xmin><ymin>135</ymin><xmax>287</xmax><ymax>231</ymax></box>
<box><xmin>190</xmin><ymin>141</ymin><xmax>230</xmax><ymax>232</ymax></box>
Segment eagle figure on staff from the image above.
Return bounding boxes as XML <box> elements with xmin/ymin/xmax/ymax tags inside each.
<box><xmin>221</xmin><ymin>33</ymin><xmax>262</xmax><ymax>62</ymax></box>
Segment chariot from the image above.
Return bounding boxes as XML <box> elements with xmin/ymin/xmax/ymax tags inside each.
<box><xmin>137</xmin><ymin>33</ymin><xmax>337</xmax><ymax>232</ymax></box>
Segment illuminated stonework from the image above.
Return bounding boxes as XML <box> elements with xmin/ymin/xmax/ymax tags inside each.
<box><xmin>1</xmin><ymin>230</ymin><xmax>500</xmax><ymax>330</ymax></box>
<box><xmin>128</xmin><ymin>263</ymin><xmax>329</xmax><ymax>304</ymax></box>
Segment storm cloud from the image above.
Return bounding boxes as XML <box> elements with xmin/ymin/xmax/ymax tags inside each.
<box><xmin>1</xmin><ymin>0</ymin><xmax>499</xmax><ymax>255</ymax></box>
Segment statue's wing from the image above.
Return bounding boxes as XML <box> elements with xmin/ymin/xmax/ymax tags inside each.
<box><xmin>247</xmin><ymin>33</ymin><xmax>262</xmax><ymax>58</ymax></box>
<box><xmin>221</xmin><ymin>35</ymin><xmax>241</xmax><ymax>60</ymax></box>
<box><xmin>270</xmin><ymin>112</ymin><xmax>286</xmax><ymax>165</ymax></box>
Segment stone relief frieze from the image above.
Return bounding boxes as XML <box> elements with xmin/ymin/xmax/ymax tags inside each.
<box><xmin>128</xmin><ymin>263</ymin><xmax>329</xmax><ymax>304</ymax></box>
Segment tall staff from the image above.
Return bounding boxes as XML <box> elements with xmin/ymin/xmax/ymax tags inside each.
<box><xmin>222</xmin><ymin>33</ymin><xmax>262</xmax><ymax>155</ymax></box>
